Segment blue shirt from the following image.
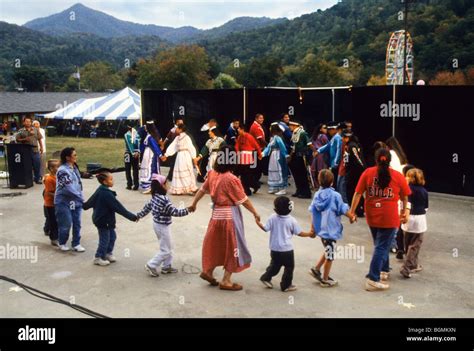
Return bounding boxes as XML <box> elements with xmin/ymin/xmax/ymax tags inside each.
<box><xmin>317</xmin><ymin>133</ymin><xmax>342</xmax><ymax>168</ymax></box>
<box><xmin>308</xmin><ymin>187</ymin><xmax>349</xmax><ymax>241</ymax></box>
<box><xmin>263</xmin><ymin>214</ymin><xmax>302</xmax><ymax>252</ymax></box>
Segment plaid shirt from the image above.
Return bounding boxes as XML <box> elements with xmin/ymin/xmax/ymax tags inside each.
<box><xmin>137</xmin><ymin>194</ymin><xmax>188</xmax><ymax>225</ymax></box>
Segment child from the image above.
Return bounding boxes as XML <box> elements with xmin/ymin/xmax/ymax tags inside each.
<box><xmin>43</xmin><ymin>159</ymin><xmax>60</xmax><ymax>247</ymax></box>
<box><xmin>308</xmin><ymin>169</ymin><xmax>355</xmax><ymax>287</ymax></box>
<box><xmin>400</xmin><ymin>168</ymin><xmax>428</xmax><ymax>278</ymax></box>
<box><xmin>137</xmin><ymin>174</ymin><xmax>193</xmax><ymax>277</ymax></box>
<box><xmin>256</xmin><ymin>196</ymin><xmax>314</xmax><ymax>292</ymax></box>
<box><xmin>83</xmin><ymin>172</ymin><xmax>137</xmax><ymax>266</ymax></box>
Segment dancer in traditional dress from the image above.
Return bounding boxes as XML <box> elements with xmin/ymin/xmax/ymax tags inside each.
<box><xmin>310</xmin><ymin>123</ymin><xmax>329</xmax><ymax>188</ymax></box>
<box><xmin>235</xmin><ymin>124</ymin><xmax>262</xmax><ymax>196</ymax></box>
<box><xmin>190</xmin><ymin>145</ymin><xmax>261</xmax><ymax>291</ymax></box>
<box><xmin>163</xmin><ymin>117</ymin><xmax>184</xmax><ymax>181</ymax></box>
<box><xmin>194</xmin><ymin>126</ymin><xmax>226</xmax><ymax>174</ymax></box>
<box><xmin>162</xmin><ymin>125</ymin><xmax>198</xmax><ymax>195</ymax></box>
<box><xmin>139</xmin><ymin>121</ymin><xmax>163</xmax><ymax>192</ymax></box>
<box><xmin>263</xmin><ymin>123</ymin><xmax>289</xmax><ymax>195</ymax></box>
<box><xmin>288</xmin><ymin>120</ymin><xmax>312</xmax><ymax>199</ymax></box>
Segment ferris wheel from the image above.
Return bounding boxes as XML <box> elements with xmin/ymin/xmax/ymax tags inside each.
<box><xmin>385</xmin><ymin>30</ymin><xmax>414</xmax><ymax>85</ymax></box>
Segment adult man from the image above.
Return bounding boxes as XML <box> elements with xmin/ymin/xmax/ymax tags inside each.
<box><xmin>32</xmin><ymin>120</ymin><xmax>46</xmax><ymax>178</ymax></box>
<box><xmin>249</xmin><ymin>113</ymin><xmax>267</xmax><ymax>181</ymax></box>
<box><xmin>279</xmin><ymin>113</ymin><xmax>293</xmax><ymax>149</ymax></box>
<box><xmin>288</xmin><ymin>120</ymin><xmax>312</xmax><ymax>199</ymax></box>
<box><xmin>224</xmin><ymin>118</ymin><xmax>240</xmax><ymax>146</ymax></box>
<box><xmin>315</xmin><ymin>121</ymin><xmax>343</xmax><ymax>186</ymax></box>
<box><xmin>16</xmin><ymin>116</ymin><xmax>44</xmax><ymax>184</ymax></box>
<box><xmin>235</xmin><ymin>124</ymin><xmax>262</xmax><ymax>196</ymax></box>
<box><xmin>124</xmin><ymin>123</ymin><xmax>141</xmax><ymax>190</ymax></box>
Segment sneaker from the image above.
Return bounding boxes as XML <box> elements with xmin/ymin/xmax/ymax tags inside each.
<box><xmin>380</xmin><ymin>271</ymin><xmax>390</xmax><ymax>281</ymax></box>
<box><xmin>365</xmin><ymin>279</ymin><xmax>389</xmax><ymax>291</ymax></box>
<box><xmin>396</xmin><ymin>251</ymin><xmax>404</xmax><ymax>260</ymax></box>
<box><xmin>145</xmin><ymin>264</ymin><xmax>159</xmax><ymax>277</ymax></box>
<box><xmin>268</xmin><ymin>189</ymin><xmax>277</xmax><ymax>194</ymax></box>
<box><xmin>142</xmin><ymin>189</ymin><xmax>151</xmax><ymax>195</ymax></box>
<box><xmin>309</xmin><ymin>267</ymin><xmax>323</xmax><ymax>283</ymax></box>
<box><xmin>72</xmin><ymin>245</ymin><xmax>86</xmax><ymax>252</ymax></box>
<box><xmin>260</xmin><ymin>279</ymin><xmax>273</xmax><ymax>289</ymax></box>
<box><xmin>105</xmin><ymin>254</ymin><xmax>116</xmax><ymax>263</ymax></box>
<box><xmin>410</xmin><ymin>265</ymin><xmax>423</xmax><ymax>273</ymax></box>
<box><xmin>320</xmin><ymin>279</ymin><xmax>338</xmax><ymax>287</ymax></box>
<box><xmin>275</xmin><ymin>189</ymin><xmax>287</xmax><ymax>195</ymax></box>
<box><xmin>161</xmin><ymin>266</ymin><xmax>178</xmax><ymax>274</ymax></box>
<box><xmin>59</xmin><ymin>244</ymin><xmax>70</xmax><ymax>252</ymax></box>
<box><xmin>50</xmin><ymin>240</ymin><xmax>59</xmax><ymax>247</ymax></box>
<box><xmin>283</xmin><ymin>285</ymin><xmax>297</xmax><ymax>292</ymax></box>
<box><xmin>390</xmin><ymin>247</ymin><xmax>397</xmax><ymax>253</ymax></box>
<box><xmin>93</xmin><ymin>258</ymin><xmax>110</xmax><ymax>266</ymax></box>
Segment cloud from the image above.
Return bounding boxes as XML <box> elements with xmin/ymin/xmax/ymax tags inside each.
<box><xmin>0</xmin><ymin>0</ymin><xmax>337</xmax><ymax>28</ymax></box>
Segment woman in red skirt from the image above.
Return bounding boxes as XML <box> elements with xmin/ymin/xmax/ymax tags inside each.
<box><xmin>190</xmin><ymin>145</ymin><xmax>261</xmax><ymax>291</ymax></box>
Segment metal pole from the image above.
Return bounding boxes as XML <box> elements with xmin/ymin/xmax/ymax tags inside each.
<box><xmin>403</xmin><ymin>0</ymin><xmax>408</xmax><ymax>85</ymax></box>
<box><xmin>139</xmin><ymin>89</ymin><xmax>143</xmax><ymax>126</ymax></box>
<box><xmin>331</xmin><ymin>88</ymin><xmax>335</xmax><ymax>122</ymax></box>
<box><xmin>392</xmin><ymin>84</ymin><xmax>396</xmax><ymax>137</ymax></box>
<box><xmin>243</xmin><ymin>87</ymin><xmax>247</xmax><ymax>124</ymax></box>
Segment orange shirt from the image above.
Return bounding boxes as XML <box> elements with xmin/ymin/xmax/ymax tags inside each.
<box><xmin>43</xmin><ymin>174</ymin><xmax>56</xmax><ymax>207</ymax></box>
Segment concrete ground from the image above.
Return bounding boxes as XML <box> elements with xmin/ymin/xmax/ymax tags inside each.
<box><xmin>1</xmin><ymin>170</ymin><xmax>473</xmax><ymax>318</ymax></box>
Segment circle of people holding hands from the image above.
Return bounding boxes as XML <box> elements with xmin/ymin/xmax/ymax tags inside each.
<box><xmin>41</xmin><ymin>113</ymin><xmax>428</xmax><ymax>293</ymax></box>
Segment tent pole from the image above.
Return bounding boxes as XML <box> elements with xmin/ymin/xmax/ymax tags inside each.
<box><xmin>139</xmin><ymin>89</ymin><xmax>143</xmax><ymax>126</ymax></box>
<box><xmin>331</xmin><ymin>89</ymin><xmax>335</xmax><ymax>122</ymax></box>
<box><xmin>115</xmin><ymin>120</ymin><xmax>123</xmax><ymax>139</ymax></box>
<box><xmin>392</xmin><ymin>84</ymin><xmax>396</xmax><ymax>137</ymax></box>
<box><xmin>77</xmin><ymin>119</ymin><xmax>85</xmax><ymax>138</ymax></box>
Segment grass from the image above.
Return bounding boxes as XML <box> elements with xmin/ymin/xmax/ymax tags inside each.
<box><xmin>1</xmin><ymin>136</ymin><xmax>125</xmax><ymax>172</ymax></box>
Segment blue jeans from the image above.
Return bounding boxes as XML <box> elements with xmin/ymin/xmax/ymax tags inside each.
<box><xmin>56</xmin><ymin>202</ymin><xmax>82</xmax><ymax>247</ymax></box>
<box><xmin>32</xmin><ymin>152</ymin><xmax>41</xmax><ymax>182</ymax></box>
<box><xmin>367</xmin><ymin>227</ymin><xmax>398</xmax><ymax>282</ymax></box>
<box><xmin>96</xmin><ymin>227</ymin><xmax>117</xmax><ymax>259</ymax></box>
<box><xmin>336</xmin><ymin>175</ymin><xmax>348</xmax><ymax>203</ymax></box>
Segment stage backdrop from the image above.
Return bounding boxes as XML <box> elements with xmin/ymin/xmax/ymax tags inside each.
<box><xmin>142</xmin><ymin>86</ymin><xmax>473</xmax><ymax>196</ymax></box>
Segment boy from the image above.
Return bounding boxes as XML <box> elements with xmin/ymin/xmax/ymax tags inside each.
<box><xmin>256</xmin><ymin>196</ymin><xmax>314</xmax><ymax>292</ymax></box>
<box><xmin>308</xmin><ymin>169</ymin><xmax>355</xmax><ymax>287</ymax></box>
<box><xmin>43</xmin><ymin>159</ymin><xmax>60</xmax><ymax>246</ymax></box>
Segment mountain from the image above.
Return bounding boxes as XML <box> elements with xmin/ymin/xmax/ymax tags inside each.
<box><xmin>23</xmin><ymin>3</ymin><xmax>285</xmax><ymax>43</ymax></box>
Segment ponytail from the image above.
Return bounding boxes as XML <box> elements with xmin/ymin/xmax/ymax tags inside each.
<box><xmin>375</xmin><ymin>148</ymin><xmax>391</xmax><ymax>189</ymax></box>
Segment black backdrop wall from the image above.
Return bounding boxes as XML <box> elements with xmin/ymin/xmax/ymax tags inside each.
<box><xmin>142</xmin><ymin>86</ymin><xmax>474</xmax><ymax>196</ymax></box>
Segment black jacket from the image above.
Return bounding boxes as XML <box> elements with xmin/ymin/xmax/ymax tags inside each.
<box><xmin>83</xmin><ymin>185</ymin><xmax>137</xmax><ymax>228</ymax></box>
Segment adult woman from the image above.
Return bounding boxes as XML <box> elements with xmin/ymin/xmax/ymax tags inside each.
<box><xmin>310</xmin><ymin>123</ymin><xmax>329</xmax><ymax>187</ymax></box>
<box><xmin>190</xmin><ymin>145</ymin><xmax>260</xmax><ymax>291</ymax></box>
<box><xmin>139</xmin><ymin>121</ymin><xmax>163</xmax><ymax>192</ymax></box>
<box><xmin>163</xmin><ymin>124</ymin><xmax>198</xmax><ymax>195</ymax></box>
<box><xmin>345</xmin><ymin>133</ymin><xmax>366</xmax><ymax>217</ymax></box>
<box><xmin>348</xmin><ymin>148</ymin><xmax>411</xmax><ymax>292</ymax></box>
<box><xmin>194</xmin><ymin>126</ymin><xmax>226</xmax><ymax>174</ymax></box>
<box><xmin>263</xmin><ymin>123</ymin><xmax>289</xmax><ymax>195</ymax></box>
<box><xmin>55</xmin><ymin>147</ymin><xmax>85</xmax><ymax>252</ymax></box>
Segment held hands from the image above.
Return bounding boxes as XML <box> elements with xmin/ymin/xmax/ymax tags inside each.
<box><xmin>160</xmin><ymin>155</ymin><xmax>167</xmax><ymax>162</ymax></box>
<box><xmin>187</xmin><ymin>205</ymin><xmax>196</xmax><ymax>213</ymax></box>
<box><xmin>400</xmin><ymin>209</ymin><xmax>410</xmax><ymax>224</ymax></box>
<box><xmin>347</xmin><ymin>211</ymin><xmax>357</xmax><ymax>224</ymax></box>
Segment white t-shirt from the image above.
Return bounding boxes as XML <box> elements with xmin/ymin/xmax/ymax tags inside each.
<box><xmin>38</xmin><ymin>127</ymin><xmax>46</xmax><ymax>153</ymax></box>
<box><xmin>263</xmin><ymin>214</ymin><xmax>302</xmax><ymax>252</ymax></box>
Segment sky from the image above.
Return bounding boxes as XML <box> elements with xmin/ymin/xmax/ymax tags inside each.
<box><xmin>0</xmin><ymin>0</ymin><xmax>338</xmax><ymax>29</ymax></box>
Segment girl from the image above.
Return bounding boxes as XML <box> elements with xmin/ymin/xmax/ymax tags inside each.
<box><xmin>263</xmin><ymin>123</ymin><xmax>289</xmax><ymax>195</ymax></box>
<box><xmin>139</xmin><ymin>121</ymin><xmax>163</xmax><ymax>192</ymax></box>
<box><xmin>400</xmin><ymin>168</ymin><xmax>428</xmax><ymax>278</ymax></box>
<box><xmin>310</xmin><ymin>123</ymin><xmax>329</xmax><ymax>188</ymax></box>
<box><xmin>345</xmin><ymin>133</ymin><xmax>366</xmax><ymax>218</ymax></box>
<box><xmin>137</xmin><ymin>174</ymin><xmax>193</xmax><ymax>276</ymax></box>
<box><xmin>162</xmin><ymin>124</ymin><xmax>198</xmax><ymax>195</ymax></box>
<box><xmin>83</xmin><ymin>172</ymin><xmax>137</xmax><ymax>266</ymax></box>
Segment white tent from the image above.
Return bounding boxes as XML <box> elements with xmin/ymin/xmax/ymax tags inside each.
<box><xmin>40</xmin><ymin>87</ymin><xmax>140</xmax><ymax>120</ymax></box>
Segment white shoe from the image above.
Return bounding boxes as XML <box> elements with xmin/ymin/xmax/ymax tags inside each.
<box><xmin>365</xmin><ymin>279</ymin><xmax>389</xmax><ymax>291</ymax></box>
<box><xmin>380</xmin><ymin>272</ymin><xmax>390</xmax><ymax>281</ymax></box>
<box><xmin>106</xmin><ymin>254</ymin><xmax>116</xmax><ymax>263</ymax></box>
<box><xmin>268</xmin><ymin>189</ymin><xmax>276</xmax><ymax>194</ymax></box>
<box><xmin>93</xmin><ymin>258</ymin><xmax>110</xmax><ymax>266</ymax></box>
<box><xmin>72</xmin><ymin>244</ymin><xmax>86</xmax><ymax>252</ymax></box>
<box><xmin>50</xmin><ymin>240</ymin><xmax>59</xmax><ymax>247</ymax></box>
<box><xmin>59</xmin><ymin>244</ymin><xmax>70</xmax><ymax>252</ymax></box>
<box><xmin>275</xmin><ymin>189</ymin><xmax>287</xmax><ymax>195</ymax></box>
<box><xmin>283</xmin><ymin>285</ymin><xmax>297</xmax><ymax>292</ymax></box>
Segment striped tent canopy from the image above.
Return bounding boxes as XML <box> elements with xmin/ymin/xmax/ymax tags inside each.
<box><xmin>40</xmin><ymin>87</ymin><xmax>140</xmax><ymax>120</ymax></box>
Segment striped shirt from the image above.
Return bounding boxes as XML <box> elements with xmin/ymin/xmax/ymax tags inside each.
<box><xmin>137</xmin><ymin>194</ymin><xmax>188</xmax><ymax>225</ymax></box>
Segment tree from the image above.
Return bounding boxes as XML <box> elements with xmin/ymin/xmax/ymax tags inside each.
<box><xmin>12</xmin><ymin>66</ymin><xmax>51</xmax><ymax>91</ymax></box>
<box><xmin>81</xmin><ymin>61</ymin><xmax>124</xmax><ymax>91</ymax></box>
<box><xmin>213</xmin><ymin>73</ymin><xmax>242</xmax><ymax>89</ymax></box>
<box><xmin>367</xmin><ymin>74</ymin><xmax>386</xmax><ymax>86</ymax></box>
<box><xmin>136</xmin><ymin>45</ymin><xmax>212</xmax><ymax>90</ymax></box>
<box><xmin>429</xmin><ymin>71</ymin><xmax>467</xmax><ymax>85</ymax></box>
